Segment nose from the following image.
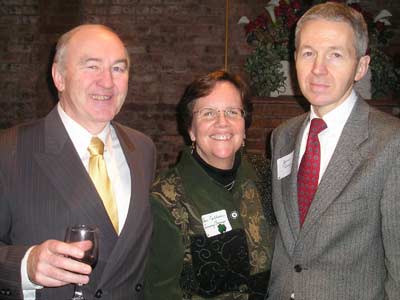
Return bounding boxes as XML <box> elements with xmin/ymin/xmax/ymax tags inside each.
<box><xmin>98</xmin><ymin>69</ymin><xmax>114</xmax><ymax>89</ymax></box>
<box><xmin>312</xmin><ymin>56</ymin><xmax>328</xmax><ymax>76</ymax></box>
<box><xmin>215</xmin><ymin>110</ymin><xmax>228</xmax><ymax>125</ymax></box>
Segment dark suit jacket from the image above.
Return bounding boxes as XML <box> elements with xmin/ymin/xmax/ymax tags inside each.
<box><xmin>0</xmin><ymin>108</ymin><xmax>156</xmax><ymax>300</ymax></box>
<box><xmin>268</xmin><ymin>98</ymin><xmax>400</xmax><ymax>299</ymax></box>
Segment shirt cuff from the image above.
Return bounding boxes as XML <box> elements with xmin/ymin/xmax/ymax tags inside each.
<box><xmin>21</xmin><ymin>246</ymin><xmax>43</xmax><ymax>290</ymax></box>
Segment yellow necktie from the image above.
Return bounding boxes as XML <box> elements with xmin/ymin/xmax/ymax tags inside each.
<box><xmin>88</xmin><ymin>137</ymin><xmax>119</xmax><ymax>233</ymax></box>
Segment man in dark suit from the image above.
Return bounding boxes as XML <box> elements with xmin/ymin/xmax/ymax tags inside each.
<box><xmin>268</xmin><ymin>2</ymin><xmax>400</xmax><ymax>299</ymax></box>
<box><xmin>0</xmin><ymin>24</ymin><xmax>156</xmax><ymax>299</ymax></box>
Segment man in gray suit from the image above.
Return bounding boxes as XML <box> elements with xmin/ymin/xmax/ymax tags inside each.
<box><xmin>268</xmin><ymin>2</ymin><xmax>400</xmax><ymax>299</ymax></box>
<box><xmin>0</xmin><ymin>24</ymin><xmax>156</xmax><ymax>299</ymax></box>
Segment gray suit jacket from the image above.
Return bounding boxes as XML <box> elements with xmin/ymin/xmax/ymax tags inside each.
<box><xmin>268</xmin><ymin>99</ymin><xmax>400</xmax><ymax>300</ymax></box>
<box><xmin>0</xmin><ymin>108</ymin><xmax>156</xmax><ymax>300</ymax></box>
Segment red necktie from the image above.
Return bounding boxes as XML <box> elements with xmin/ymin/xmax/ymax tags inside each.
<box><xmin>297</xmin><ymin>118</ymin><xmax>327</xmax><ymax>226</ymax></box>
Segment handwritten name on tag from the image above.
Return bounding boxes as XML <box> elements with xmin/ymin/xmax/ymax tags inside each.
<box><xmin>201</xmin><ymin>209</ymin><xmax>232</xmax><ymax>238</ymax></box>
<box><xmin>277</xmin><ymin>151</ymin><xmax>293</xmax><ymax>180</ymax></box>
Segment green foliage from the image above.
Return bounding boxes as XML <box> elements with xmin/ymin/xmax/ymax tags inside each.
<box><xmin>243</xmin><ymin>0</ymin><xmax>301</xmax><ymax>96</ymax></box>
<box><xmin>245</xmin><ymin>43</ymin><xmax>286</xmax><ymax>97</ymax></box>
<box><xmin>370</xmin><ymin>48</ymin><xmax>400</xmax><ymax>98</ymax></box>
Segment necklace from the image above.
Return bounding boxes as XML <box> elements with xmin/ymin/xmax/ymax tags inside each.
<box><xmin>224</xmin><ymin>180</ymin><xmax>235</xmax><ymax>191</ymax></box>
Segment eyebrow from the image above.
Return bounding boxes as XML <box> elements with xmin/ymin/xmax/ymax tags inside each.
<box><xmin>79</xmin><ymin>57</ymin><xmax>100</xmax><ymax>65</ymax></box>
<box><xmin>113</xmin><ymin>59</ymin><xmax>129</xmax><ymax>66</ymax></box>
<box><xmin>79</xmin><ymin>57</ymin><xmax>129</xmax><ymax>66</ymax></box>
<box><xmin>300</xmin><ymin>44</ymin><xmax>346</xmax><ymax>51</ymax></box>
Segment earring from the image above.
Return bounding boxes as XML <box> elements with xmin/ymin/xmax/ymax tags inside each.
<box><xmin>191</xmin><ymin>141</ymin><xmax>195</xmax><ymax>154</ymax></box>
<box><xmin>242</xmin><ymin>139</ymin><xmax>245</xmax><ymax>148</ymax></box>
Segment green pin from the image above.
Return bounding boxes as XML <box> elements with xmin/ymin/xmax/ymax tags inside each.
<box><xmin>218</xmin><ymin>223</ymin><xmax>226</xmax><ymax>234</ymax></box>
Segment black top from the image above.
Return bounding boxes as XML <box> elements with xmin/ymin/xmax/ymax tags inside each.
<box><xmin>192</xmin><ymin>149</ymin><xmax>241</xmax><ymax>189</ymax></box>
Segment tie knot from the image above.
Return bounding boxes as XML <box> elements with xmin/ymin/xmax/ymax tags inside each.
<box><xmin>88</xmin><ymin>137</ymin><xmax>105</xmax><ymax>156</ymax></box>
<box><xmin>309</xmin><ymin>118</ymin><xmax>327</xmax><ymax>136</ymax></box>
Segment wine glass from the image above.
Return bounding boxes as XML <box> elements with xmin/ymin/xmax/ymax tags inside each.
<box><xmin>64</xmin><ymin>225</ymin><xmax>99</xmax><ymax>300</ymax></box>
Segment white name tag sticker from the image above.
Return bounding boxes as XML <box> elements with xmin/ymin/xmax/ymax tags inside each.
<box><xmin>201</xmin><ymin>209</ymin><xmax>232</xmax><ymax>238</ymax></box>
<box><xmin>277</xmin><ymin>151</ymin><xmax>294</xmax><ymax>180</ymax></box>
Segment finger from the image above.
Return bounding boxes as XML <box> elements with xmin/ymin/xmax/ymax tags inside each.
<box><xmin>27</xmin><ymin>240</ymin><xmax>91</xmax><ymax>287</ymax></box>
<box><xmin>70</xmin><ymin>240</ymin><xmax>93</xmax><ymax>253</ymax></box>
<box><xmin>47</xmin><ymin>252</ymin><xmax>92</xmax><ymax>275</ymax></box>
<box><xmin>30</xmin><ymin>270</ymin><xmax>69</xmax><ymax>287</ymax></box>
<box><xmin>48</xmin><ymin>240</ymin><xmax>86</xmax><ymax>259</ymax></box>
<box><xmin>32</xmin><ymin>253</ymin><xmax>91</xmax><ymax>286</ymax></box>
<box><xmin>43</xmin><ymin>261</ymin><xmax>90</xmax><ymax>285</ymax></box>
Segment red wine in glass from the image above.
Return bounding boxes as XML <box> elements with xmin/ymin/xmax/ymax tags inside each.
<box><xmin>65</xmin><ymin>225</ymin><xmax>99</xmax><ymax>300</ymax></box>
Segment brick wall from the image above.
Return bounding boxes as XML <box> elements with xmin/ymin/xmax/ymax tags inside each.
<box><xmin>0</xmin><ymin>0</ymin><xmax>398</xmax><ymax>171</ymax></box>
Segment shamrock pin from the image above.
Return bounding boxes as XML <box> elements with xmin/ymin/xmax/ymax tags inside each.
<box><xmin>217</xmin><ymin>223</ymin><xmax>226</xmax><ymax>234</ymax></box>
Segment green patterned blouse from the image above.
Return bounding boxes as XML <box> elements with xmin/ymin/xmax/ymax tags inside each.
<box><xmin>144</xmin><ymin>148</ymin><xmax>274</xmax><ymax>300</ymax></box>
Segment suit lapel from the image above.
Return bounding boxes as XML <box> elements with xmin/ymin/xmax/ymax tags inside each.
<box><xmin>34</xmin><ymin>108</ymin><xmax>118</xmax><ymax>253</ymax></box>
<box><xmin>278</xmin><ymin>114</ymin><xmax>309</xmax><ymax>248</ymax></box>
<box><xmin>300</xmin><ymin>99</ymin><xmax>370</xmax><ymax>236</ymax></box>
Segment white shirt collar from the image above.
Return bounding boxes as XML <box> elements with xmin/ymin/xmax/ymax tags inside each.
<box><xmin>310</xmin><ymin>90</ymin><xmax>358</xmax><ymax>131</ymax></box>
<box><xmin>57</xmin><ymin>103</ymin><xmax>111</xmax><ymax>158</ymax></box>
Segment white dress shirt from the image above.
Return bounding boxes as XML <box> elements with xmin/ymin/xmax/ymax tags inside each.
<box><xmin>21</xmin><ymin>103</ymin><xmax>131</xmax><ymax>299</ymax></box>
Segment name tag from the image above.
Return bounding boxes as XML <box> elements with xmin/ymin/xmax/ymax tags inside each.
<box><xmin>201</xmin><ymin>209</ymin><xmax>232</xmax><ymax>238</ymax></box>
<box><xmin>277</xmin><ymin>151</ymin><xmax>293</xmax><ymax>180</ymax></box>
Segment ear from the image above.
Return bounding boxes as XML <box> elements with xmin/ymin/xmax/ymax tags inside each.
<box><xmin>52</xmin><ymin>63</ymin><xmax>65</xmax><ymax>92</ymax></box>
<box><xmin>188</xmin><ymin>127</ymin><xmax>195</xmax><ymax>142</ymax></box>
<box><xmin>354</xmin><ymin>55</ymin><xmax>370</xmax><ymax>82</ymax></box>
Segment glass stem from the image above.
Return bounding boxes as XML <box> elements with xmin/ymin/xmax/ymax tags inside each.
<box><xmin>72</xmin><ymin>283</ymin><xmax>85</xmax><ymax>300</ymax></box>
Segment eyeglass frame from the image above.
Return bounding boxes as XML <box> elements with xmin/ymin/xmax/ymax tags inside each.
<box><xmin>192</xmin><ymin>107</ymin><xmax>247</xmax><ymax>121</ymax></box>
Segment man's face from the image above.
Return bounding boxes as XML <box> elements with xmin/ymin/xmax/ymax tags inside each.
<box><xmin>53</xmin><ymin>26</ymin><xmax>129</xmax><ymax>134</ymax></box>
<box><xmin>295</xmin><ymin>19</ymin><xmax>369</xmax><ymax>117</ymax></box>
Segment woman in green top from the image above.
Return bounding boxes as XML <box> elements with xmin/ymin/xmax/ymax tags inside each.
<box><xmin>144</xmin><ymin>70</ymin><xmax>274</xmax><ymax>300</ymax></box>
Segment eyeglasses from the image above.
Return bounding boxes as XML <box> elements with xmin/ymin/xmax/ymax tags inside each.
<box><xmin>193</xmin><ymin>107</ymin><xmax>246</xmax><ymax>121</ymax></box>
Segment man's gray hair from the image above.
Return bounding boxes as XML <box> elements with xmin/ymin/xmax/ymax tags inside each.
<box><xmin>53</xmin><ymin>24</ymin><xmax>130</xmax><ymax>72</ymax></box>
<box><xmin>295</xmin><ymin>2</ymin><xmax>369</xmax><ymax>58</ymax></box>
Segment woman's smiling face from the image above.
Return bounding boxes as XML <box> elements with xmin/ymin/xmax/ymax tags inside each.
<box><xmin>189</xmin><ymin>81</ymin><xmax>246</xmax><ymax>170</ymax></box>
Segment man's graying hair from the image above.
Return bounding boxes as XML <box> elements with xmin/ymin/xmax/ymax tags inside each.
<box><xmin>295</xmin><ymin>2</ymin><xmax>369</xmax><ymax>59</ymax></box>
<box><xmin>53</xmin><ymin>24</ymin><xmax>130</xmax><ymax>72</ymax></box>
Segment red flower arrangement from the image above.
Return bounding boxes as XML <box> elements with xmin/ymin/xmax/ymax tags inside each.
<box><xmin>239</xmin><ymin>0</ymin><xmax>398</xmax><ymax>98</ymax></box>
<box><xmin>240</xmin><ymin>0</ymin><xmax>303</xmax><ymax>59</ymax></box>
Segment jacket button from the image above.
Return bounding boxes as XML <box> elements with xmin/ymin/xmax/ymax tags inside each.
<box><xmin>95</xmin><ymin>289</ymin><xmax>103</xmax><ymax>298</ymax></box>
<box><xmin>238</xmin><ymin>284</ymin><xmax>248</xmax><ymax>293</ymax></box>
<box><xmin>135</xmin><ymin>283</ymin><xmax>142</xmax><ymax>292</ymax></box>
<box><xmin>294</xmin><ymin>264</ymin><xmax>302</xmax><ymax>272</ymax></box>
<box><xmin>5</xmin><ymin>289</ymin><xmax>11</xmax><ymax>296</ymax></box>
